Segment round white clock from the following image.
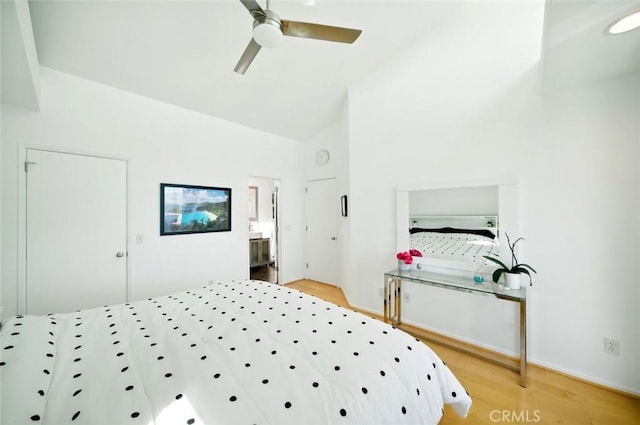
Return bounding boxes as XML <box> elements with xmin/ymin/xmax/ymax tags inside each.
<box><xmin>315</xmin><ymin>149</ymin><xmax>330</xmax><ymax>166</ymax></box>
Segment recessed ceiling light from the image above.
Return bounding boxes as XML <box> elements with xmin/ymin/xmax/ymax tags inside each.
<box><xmin>605</xmin><ymin>10</ymin><xmax>640</xmax><ymax>34</ymax></box>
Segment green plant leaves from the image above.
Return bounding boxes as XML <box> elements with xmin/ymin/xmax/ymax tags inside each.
<box><xmin>484</xmin><ymin>255</ymin><xmax>537</xmax><ymax>285</ymax></box>
<box><xmin>483</xmin><ymin>255</ymin><xmax>508</xmax><ymax>270</ymax></box>
<box><xmin>515</xmin><ymin>263</ymin><xmax>537</xmax><ymax>274</ymax></box>
<box><xmin>491</xmin><ymin>268</ymin><xmax>505</xmax><ymax>283</ymax></box>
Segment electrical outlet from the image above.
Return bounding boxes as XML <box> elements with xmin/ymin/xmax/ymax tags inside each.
<box><xmin>403</xmin><ymin>292</ymin><xmax>410</xmax><ymax>303</ymax></box>
<box><xmin>604</xmin><ymin>338</ymin><xmax>620</xmax><ymax>355</ymax></box>
<box><xmin>378</xmin><ymin>288</ymin><xmax>384</xmax><ymax>297</ymax></box>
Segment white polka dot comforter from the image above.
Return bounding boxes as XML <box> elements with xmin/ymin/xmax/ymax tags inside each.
<box><xmin>1</xmin><ymin>280</ymin><xmax>471</xmax><ymax>425</ymax></box>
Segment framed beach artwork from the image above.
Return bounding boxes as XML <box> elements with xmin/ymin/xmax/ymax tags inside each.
<box><xmin>160</xmin><ymin>183</ymin><xmax>231</xmax><ymax>235</ymax></box>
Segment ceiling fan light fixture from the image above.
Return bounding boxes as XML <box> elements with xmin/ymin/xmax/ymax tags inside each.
<box><xmin>605</xmin><ymin>10</ymin><xmax>640</xmax><ymax>34</ymax></box>
<box><xmin>234</xmin><ymin>0</ymin><xmax>361</xmax><ymax>74</ymax></box>
<box><xmin>253</xmin><ymin>13</ymin><xmax>283</xmax><ymax>47</ymax></box>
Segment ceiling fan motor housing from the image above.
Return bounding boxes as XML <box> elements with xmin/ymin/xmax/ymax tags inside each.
<box><xmin>253</xmin><ymin>10</ymin><xmax>283</xmax><ymax>47</ymax></box>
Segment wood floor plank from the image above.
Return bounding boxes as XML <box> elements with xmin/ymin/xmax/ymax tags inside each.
<box><xmin>285</xmin><ymin>279</ymin><xmax>640</xmax><ymax>425</ymax></box>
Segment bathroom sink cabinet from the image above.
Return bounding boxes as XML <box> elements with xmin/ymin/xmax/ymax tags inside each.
<box><xmin>250</xmin><ymin>238</ymin><xmax>270</xmax><ymax>267</ymax></box>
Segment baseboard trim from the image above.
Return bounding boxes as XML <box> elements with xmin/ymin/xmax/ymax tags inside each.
<box><xmin>529</xmin><ymin>360</ymin><xmax>640</xmax><ymax>399</ymax></box>
<box><xmin>403</xmin><ymin>323</ymin><xmax>640</xmax><ymax>399</ymax></box>
<box><xmin>400</xmin><ymin>322</ymin><xmax>521</xmax><ymax>369</ymax></box>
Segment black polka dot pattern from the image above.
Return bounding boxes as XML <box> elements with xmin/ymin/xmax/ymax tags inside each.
<box><xmin>0</xmin><ymin>279</ymin><xmax>471</xmax><ymax>423</ymax></box>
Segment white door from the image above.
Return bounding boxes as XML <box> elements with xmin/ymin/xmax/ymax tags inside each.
<box><xmin>26</xmin><ymin>149</ymin><xmax>127</xmax><ymax>315</ymax></box>
<box><xmin>305</xmin><ymin>179</ymin><xmax>337</xmax><ymax>285</ymax></box>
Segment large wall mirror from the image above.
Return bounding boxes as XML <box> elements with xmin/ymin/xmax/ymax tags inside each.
<box><xmin>397</xmin><ymin>180</ymin><xmax>518</xmax><ymax>278</ymax></box>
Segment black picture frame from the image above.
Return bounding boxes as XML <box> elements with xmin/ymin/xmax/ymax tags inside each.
<box><xmin>341</xmin><ymin>195</ymin><xmax>348</xmax><ymax>217</ymax></box>
<box><xmin>160</xmin><ymin>183</ymin><xmax>231</xmax><ymax>235</ymax></box>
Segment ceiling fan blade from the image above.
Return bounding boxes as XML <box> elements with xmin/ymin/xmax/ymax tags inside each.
<box><xmin>234</xmin><ymin>38</ymin><xmax>262</xmax><ymax>74</ymax></box>
<box><xmin>282</xmin><ymin>20</ymin><xmax>362</xmax><ymax>43</ymax></box>
<box><xmin>239</xmin><ymin>0</ymin><xmax>264</xmax><ymax>16</ymax></box>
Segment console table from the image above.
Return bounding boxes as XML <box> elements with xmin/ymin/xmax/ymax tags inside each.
<box><xmin>384</xmin><ymin>268</ymin><xmax>527</xmax><ymax>387</ymax></box>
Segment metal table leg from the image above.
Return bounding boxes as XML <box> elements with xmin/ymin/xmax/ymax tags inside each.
<box><xmin>395</xmin><ymin>278</ymin><xmax>401</xmax><ymax>326</ymax></box>
<box><xmin>520</xmin><ymin>298</ymin><xmax>527</xmax><ymax>387</ymax></box>
<box><xmin>383</xmin><ymin>276</ymin><xmax>401</xmax><ymax>326</ymax></box>
<box><xmin>384</xmin><ymin>276</ymin><xmax>390</xmax><ymax>323</ymax></box>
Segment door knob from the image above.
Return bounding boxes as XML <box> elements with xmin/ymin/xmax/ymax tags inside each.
<box><xmin>116</xmin><ymin>252</ymin><xmax>125</xmax><ymax>258</ymax></box>
<box><xmin>331</xmin><ymin>237</ymin><xmax>336</xmax><ymax>240</ymax></box>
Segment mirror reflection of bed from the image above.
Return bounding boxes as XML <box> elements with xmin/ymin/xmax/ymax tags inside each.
<box><xmin>397</xmin><ymin>182</ymin><xmax>518</xmax><ymax>279</ymax></box>
<box><xmin>409</xmin><ymin>215</ymin><xmax>498</xmax><ymax>277</ymax></box>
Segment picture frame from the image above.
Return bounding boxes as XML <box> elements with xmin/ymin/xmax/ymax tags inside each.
<box><xmin>160</xmin><ymin>183</ymin><xmax>231</xmax><ymax>235</ymax></box>
<box><xmin>248</xmin><ymin>186</ymin><xmax>258</xmax><ymax>221</ymax></box>
<box><xmin>341</xmin><ymin>195</ymin><xmax>348</xmax><ymax>217</ymax></box>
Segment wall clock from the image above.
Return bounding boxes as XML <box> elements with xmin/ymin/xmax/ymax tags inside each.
<box><xmin>315</xmin><ymin>149</ymin><xmax>330</xmax><ymax>166</ymax></box>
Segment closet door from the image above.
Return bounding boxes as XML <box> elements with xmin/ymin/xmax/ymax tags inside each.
<box><xmin>26</xmin><ymin>149</ymin><xmax>127</xmax><ymax>315</ymax></box>
<box><xmin>305</xmin><ymin>178</ymin><xmax>338</xmax><ymax>285</ymax></box>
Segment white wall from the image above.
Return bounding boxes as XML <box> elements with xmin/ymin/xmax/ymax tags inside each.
<box><xmin>0</xmin><ymin>0</ymin><xmax>3</xmax><ymax>320</ymax></box>
<box><xmin>303</xmin><ymin>100</ymin><xmax>353</xmax><ymax>293</ymax></box>
<box><xmin>1</xmin><ymin>0</ymin><xmax>40</xmax><ymax>110</ymax></box>
<box><xmin>1</xmin><ymin>67</ymin><xmax>306</xmax><ymax>316</ymax></box>
<box><xmin>0</xmin><ymin>4</ymin><xmax>3</xmax><ymax>407</ymax></box>
<box><xmin>346</xmin><ymin>2</ymin><xmax>639</xmax><ymax>393</ymax></box>
<box><xmin>408</xmin><ymin>186</ymin><xmax>498</xmax><ymax>217</ymax></box>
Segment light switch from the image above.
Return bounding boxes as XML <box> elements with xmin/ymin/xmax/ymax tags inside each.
<box><xmin>136</xmin><ymin>234</ymin><xmax>144</xmax><ymax>244</ymax></box>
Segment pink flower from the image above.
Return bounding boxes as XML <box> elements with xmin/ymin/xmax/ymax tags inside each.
<box><xmin>396</xmin><ymin>251</ymin><xmax>413</xmax><ymax>264</ymax></box>
<box><xmin>409</xmin><ymin>249</ymin><xmax>423</xmax><ymax>257</ymax></box>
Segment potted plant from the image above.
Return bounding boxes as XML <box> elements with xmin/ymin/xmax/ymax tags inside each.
<box><xmin>396</xmin><ymin>251</ymin><xmax>413</xmax><ymax>271</ymax></box>
<box><xmin>396</xmin><ymin>249</ymin><xmax>422</xmax><ymax>271</ymax></box>
<box><xmin>483</xmin><ymin>234</ymin><xmax>536</xmax><ymax>289</ymax></box>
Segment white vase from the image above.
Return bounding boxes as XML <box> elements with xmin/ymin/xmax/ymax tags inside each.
<box><xmin>398</xmin><ymin>261</ymin><xmax>411</xmax><ymax>271</ymax></box>
<box><xmin>505</xmin><ymin>272</ymin><xmax>521</xmax><ymax>290</ymax></box>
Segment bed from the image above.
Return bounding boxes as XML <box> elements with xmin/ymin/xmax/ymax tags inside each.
<box><xmin>1</xmin><ymin>279</ymin><xmax>471</xmax><ymax>425</ymax></box>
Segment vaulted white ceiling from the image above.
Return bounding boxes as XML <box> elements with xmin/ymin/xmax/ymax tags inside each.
<box><xmin>4</xmin><ymin>0</ymin><xmax>640</xmax><ymax>141</ymax></box>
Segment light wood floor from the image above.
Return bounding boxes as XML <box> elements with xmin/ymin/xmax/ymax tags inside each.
<box><xmin>286</xmin><ymin>280</ymin><xmax>640</xmax><ymax>425</ymax></box>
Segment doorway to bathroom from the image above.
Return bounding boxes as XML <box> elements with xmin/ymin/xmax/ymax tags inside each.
<box><xmin>248</xmin><ymin>177</ymin><xmax>280</xmax><ymax>284</ymax></box>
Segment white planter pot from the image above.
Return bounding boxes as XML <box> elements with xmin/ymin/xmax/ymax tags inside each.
<box><xmin>505</xmin><ymin>272</ymin><xmax>521</xmax><ymax>290</ymax></box>
<box><xmin>398</xmin><ymin>260</ymin><xmax>411</xmax><ymax>271</ymax></box>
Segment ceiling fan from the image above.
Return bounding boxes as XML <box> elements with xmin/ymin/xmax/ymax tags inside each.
<box><xmin>234</xmin><ymin>0</ymin><xmax>362</xmax><ymax>74</ymax></box>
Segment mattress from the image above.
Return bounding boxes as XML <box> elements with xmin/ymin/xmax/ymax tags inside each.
<box><xmin>1</xmin><ymin>279</ymin><xmax>471</xmax><ymax>424</ymax></box>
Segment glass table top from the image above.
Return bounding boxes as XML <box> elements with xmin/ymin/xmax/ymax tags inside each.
<box><xmin>385</xmin><ymin>268</ymin><xmax>526</xmax><ymax>301</ymax></box>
